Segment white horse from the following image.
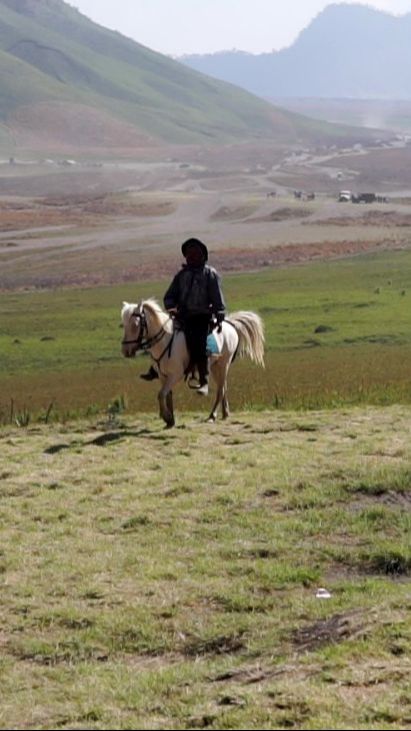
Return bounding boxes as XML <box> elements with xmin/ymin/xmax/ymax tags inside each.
<box><xmin>121</xmin><ymin>299</ymin><xmax>264</xmax><ymax>427</ymax></box>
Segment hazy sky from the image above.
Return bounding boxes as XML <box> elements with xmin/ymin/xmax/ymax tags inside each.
<box><xmin>71</xmin><ymin>0</ymin><xmax>411</xmax><ymax>55</ymax></box>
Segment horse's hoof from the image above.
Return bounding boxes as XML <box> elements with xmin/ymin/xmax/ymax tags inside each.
<box><xmin>206</xmin><ymin>416</ymin><xmax>216</xmax><ymax>423</ymax></box>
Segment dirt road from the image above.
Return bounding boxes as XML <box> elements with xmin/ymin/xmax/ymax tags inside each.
<box><xmin>1</xmin><ymin>143</ymin><xmax>411</xmax><ymax>290</ymax></box>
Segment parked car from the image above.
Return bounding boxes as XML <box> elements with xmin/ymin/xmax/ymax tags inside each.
<box><xmin>338</xmin><ymin>190</ymin><xmax>352</xmax><ymax>202</ymax></box>
<box><xmin>352</xmin><ymin>192</ymin><xmax>376</xmax><ymax>203</ymax></box>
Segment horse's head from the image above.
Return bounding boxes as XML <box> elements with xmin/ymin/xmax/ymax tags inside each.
<box><xmin>121</xmin><ymin>301</ymin><xmax>144</xmax><ymax>358</ymax></box>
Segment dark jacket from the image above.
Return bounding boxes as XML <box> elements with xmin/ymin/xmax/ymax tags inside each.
<box><xmin>163</xmin><ymin>264</ymin><xmax>225</xmax><ymax>317</ymax></box>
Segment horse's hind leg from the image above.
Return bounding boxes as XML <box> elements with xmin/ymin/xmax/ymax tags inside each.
<box><xmin>222</xmin><ymin>386</ymin><xmax>230</xmax><ymax>420</ymax></box>
<box><xmin>207</xmin><ymin>386</ymin><xmax>223</xmax><ymax>423</ymax></box>
<box><xmin>207</xmin><ymin>359</ymin><xmax>227</xmax><ymax>422</ymax></box>
<box><xmin>218</xmin><ymin>359</ymin><xmax>232</xmax><ymax>420</ymax></box>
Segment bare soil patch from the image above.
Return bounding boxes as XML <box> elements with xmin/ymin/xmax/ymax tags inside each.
<box><xmin>321</xmin><ymin>145</ymin><xmax>411</xmax><ymax>189</ymax></box>
<box><xmin>0</xmin><ymin>235</ymin><xmax>404</xmax><ymax>291</ymax></box>
<box><xmin>0</xmin><ymin>194</ymin><xmax>176</xmax><ymax>232</ymax></box>
<box><xmin>312</xmin><ymin>209</ymin><xmax>411</xmax><ymax>227</ymax></box>
<box><xmin>291</xmin><ymin>611</ymin><xmax>367</xmax><ymax>653</ymax></box>
<box><xmin>247</xmin><ymin>206</ymin><xmax>312</xmax><ymax>223</ymax></box>
<box><xmin>208</xmin><ymin>238</ymin><xmax>401</xmax><ymax>274</ymax></box>
<box><xmin>210</xmin><ymin>204</ymin><xmax>258</xmax><ymax>221</ymax></box>
<box><xmin>42</xmin><ymin>194</ymin><xmax>176</xmax><ymax>218</ymax></box>
<box><xmin>10</xmin><ymin>101</ymin><xmax>160</xmax><ymax>153</ymax></box>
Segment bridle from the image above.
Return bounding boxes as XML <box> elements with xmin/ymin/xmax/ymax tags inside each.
<box><xmin>122</xmin><ymin>305</ymin><xmax>168</xmax><ymax>350</ymax></box>
<box><xmin>122</xmin><ymin>304</ymin><xmax>175</xmax><ymax>373</ymax></box>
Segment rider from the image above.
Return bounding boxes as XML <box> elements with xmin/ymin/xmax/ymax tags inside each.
<box><xmin>140</xmin><ymin>238</ymin><xmax>226</xmax><ymax>396</ymax></box>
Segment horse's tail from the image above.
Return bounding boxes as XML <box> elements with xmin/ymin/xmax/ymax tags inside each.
<box><xmin>226</xmin><ymin>311</ymin><xmax>265</xmax><ymax>367</ymax></box>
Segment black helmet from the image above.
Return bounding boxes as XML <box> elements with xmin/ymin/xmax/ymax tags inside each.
<box><xmin>181</xmin><ymin>237</ymin><xmax>208</xmax><ymax>261</ymax></box>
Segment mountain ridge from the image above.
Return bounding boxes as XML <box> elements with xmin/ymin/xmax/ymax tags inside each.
<box><xmin>179</xmin><ymin>3</ymin><xmax>411</xmax><ymax>100</ymax></box>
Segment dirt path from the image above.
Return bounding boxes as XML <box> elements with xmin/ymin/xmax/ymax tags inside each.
<box><xmin>2</xmin><ymin>143</ymin><xmax>411</xmax><ymax>290</ymax></box>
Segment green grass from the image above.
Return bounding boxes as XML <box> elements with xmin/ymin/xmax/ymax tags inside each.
<box><xmin>0</xmin><ymin>405</ymin><xmax>410</xmax><ymax>729</ymax></box>
<box><xmin>1</xmin><ymin>248</ymin><xmax>411</xmax><ymax>423</ymax></box>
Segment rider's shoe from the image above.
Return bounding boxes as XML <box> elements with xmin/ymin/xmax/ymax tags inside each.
<box><xmin>196</xmin><ymin>382</ymin><xmax>209</xmax><ymax>396</ymax></box>
<box><xmin>140</xmin><ymin>366</ymin><xmax>159</xmax><ymax>381</ymax></box>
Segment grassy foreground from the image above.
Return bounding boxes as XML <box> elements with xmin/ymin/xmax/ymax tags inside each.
<box><xmin>1</xmin><ymin>406</ymin><xmax>411</xmax><ymax>729</ymax></box>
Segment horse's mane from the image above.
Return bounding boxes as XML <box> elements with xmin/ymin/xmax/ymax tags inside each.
<box><xmin>141</xmin><ymin>298</ymin><xmax>164</xmax><ymax>317</ymax></box>
<box><xmin>130</xmin><ymin>297</ymin><xmax>173</xmax><ymax>332</ymax></box>
<box><xmin>143</xmin><ymin>299</ymin><xmax>174</xmax><ymax>333</ymax></box>
<box><xmin>121</xmin><ymin>298</ymin><xmax>173</xmax><ymax>333</ymax></box>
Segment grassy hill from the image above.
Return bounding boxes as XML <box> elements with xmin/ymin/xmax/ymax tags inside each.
<box><xmin>0</xmin><ymin>0</ymin><xmax>384</xmax><ymax>151</ymax></box>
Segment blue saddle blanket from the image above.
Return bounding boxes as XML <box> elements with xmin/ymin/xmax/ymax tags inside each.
<box><xmin>206</xmin><ymin>332</ymin><xmax>221</xmax><ymax>355</ymax></box>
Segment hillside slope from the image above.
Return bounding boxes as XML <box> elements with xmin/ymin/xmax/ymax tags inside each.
<box><xmin>0</xmin><ymin>0</ymin><xmax>383</xmax><ymax>151</ymax></box>
<box><xmin>180</xmin><ymin>3</ymin><xmax>411</xmax><ymax>101</ymax></box>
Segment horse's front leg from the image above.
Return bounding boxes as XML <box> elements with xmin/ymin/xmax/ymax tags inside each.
<box><xmin>165</xmin><ymin>391</ymin><xmax>174</xmax><ymax>428</ymax></box>
<box><xmin>158</xmin><ymin>386</ymin><xmax>174</xmax><ymax>428</ymax></box>
<box><xmin>158</xmin><ymin>374</ymin><xmax>180</xmax><ymax>428</ymax></box>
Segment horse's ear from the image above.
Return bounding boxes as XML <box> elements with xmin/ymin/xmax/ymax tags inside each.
<box><xmin>122</xmin><ymin>301</ymin><xmax>129</xmax><ymax>308</ymax></box>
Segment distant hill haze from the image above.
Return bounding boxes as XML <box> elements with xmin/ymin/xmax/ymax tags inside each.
<box><xmin>179</xmin><ymin>3</ymin><xmax>411</xmax><ymax>101</ymax></box>
<box><xmin>0</xmin><ymin>0</ymin><xmax>386</xmax><ymax>153</ymax></box>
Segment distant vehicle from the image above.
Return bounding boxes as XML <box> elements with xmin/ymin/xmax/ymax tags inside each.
<box><xmin>294</xmin><ymin>190</ymin><xmax>315</xmax><ymax>200</ymax></box>
<box><xmin>352</xmin><ymin>192</ymin><xmax>376</xmax><ymax>204</ymax></box>
<box><xmin>338</xmin><ymin>190</ymin><xmax>352</xmax><ymax>202</ymax></box>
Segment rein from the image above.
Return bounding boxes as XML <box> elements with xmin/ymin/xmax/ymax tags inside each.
<box><xmin>151</xmin><ymin>332</ymin><xmax>175</xmax><ymax>372</ymax></box>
